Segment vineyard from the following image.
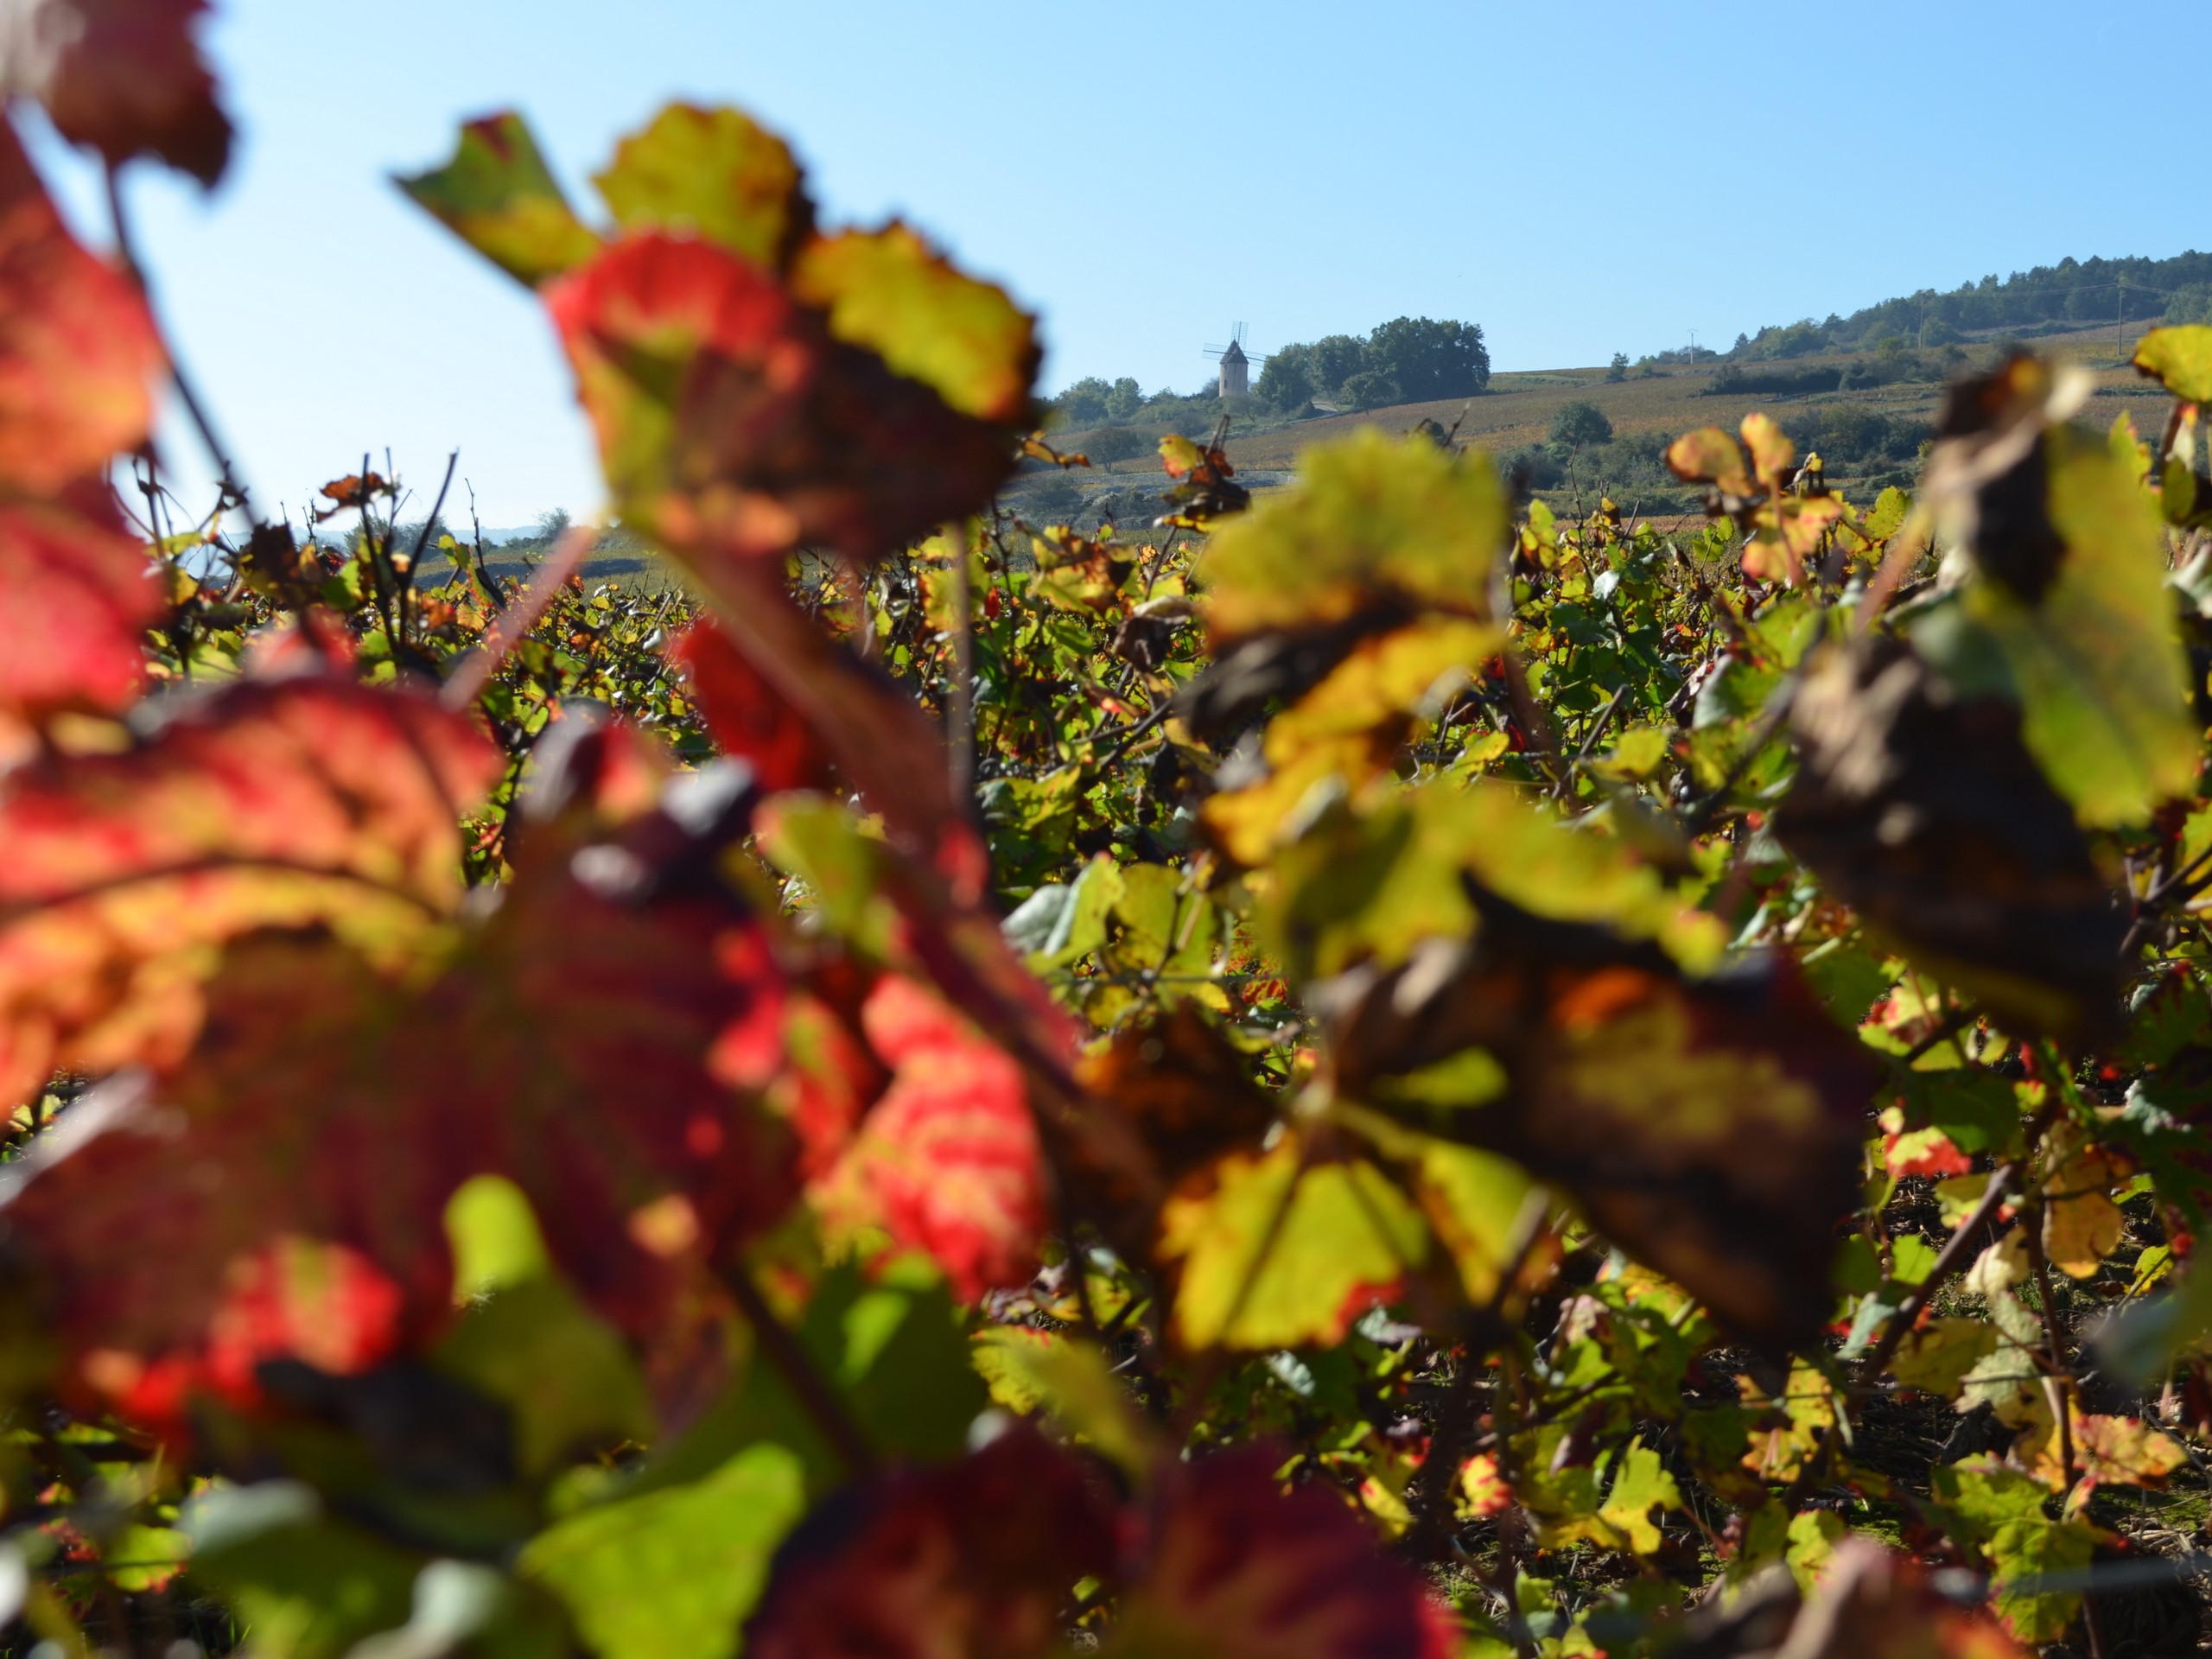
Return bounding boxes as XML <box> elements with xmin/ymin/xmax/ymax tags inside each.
<box><xmin>8</xmin><ymin>6</ymin><xmax>2212</xmax><ymax>1659</ymax></box>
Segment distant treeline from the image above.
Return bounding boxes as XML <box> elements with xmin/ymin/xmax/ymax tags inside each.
<box><xmin>1726</xmin><ymin>250</ymin><xmax>2212</xmax><ymax>361</ymax></box>
<box><xmin>1703</xmin><ymin>343</ymin><xmax>1953</xmax><ymax>398</ymax></box>
<box><xmin>1048</xmin><ymin>316</ymin><xmax>1490</xmax><ymax>432</ymax></box>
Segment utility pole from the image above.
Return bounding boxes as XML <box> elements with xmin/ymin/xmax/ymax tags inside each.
<box><xmin>2118</xmin><ymin>280</ymin><xmax>2126</xmax><ymax>359</ymax></box>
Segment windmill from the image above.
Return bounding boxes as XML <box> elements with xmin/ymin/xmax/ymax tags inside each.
<box><xmin>1203</xmin><ymin>322</ymin><xmax>1267</xmax><ymax>398</ymax></box>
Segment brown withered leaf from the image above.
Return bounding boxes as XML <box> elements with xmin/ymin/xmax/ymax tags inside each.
<box><xmin>1070</xmin><ymin>1006</ymin><xmax>1278</xmax><ymax>1259</ymax></box>
<box><xmin>2</xmin><ymin>0</ymin><xmax>233</xmax><ymax>185</ymax></box>
<box><xmin>1774</xmin><ymin>639</ymin><xmax>2125</xmax><ymax>1044</ymax></box>
<box><xmin>1156</xmin><ymin>431</ymin><xmax>1249</xmax><ymax>528</ymax></box>
<box><xmin>317</xmin><ymin>472</ymin><xmax>388</xmax><ymax>512</ymax></box>
<box><xmin>1922</xmin><ymin>353</ymin><xmax>2084</xmax><ymax>604</ymax></box>
<box><xmin>1323</xmin><ymin>894</ymin><xmax>1875</xmax><ymax>1352</ymax></box>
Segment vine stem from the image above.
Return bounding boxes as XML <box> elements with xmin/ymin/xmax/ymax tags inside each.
<box><xmin>2024</xmin><ymin>1192</ymin><xmax>2101</xmax><ymax>1659</ymax></box>
<box><xmin>440</xmin><ymin>524</ymin><xmax>597</xmax><ymax>709</ymax></box>
<box><xmin>719</xmin><ymin>1256</ymin><xmax>878</xmax><ymax>1481</ymax></box>
<box><xmin>104</xmin><ymin>163</ymin><xmax>256</xmax><ymax>524</ymax></box>
<box><xmin>2021</xmin><ymin>1211</ymin><xmax>2085</xmax><ymax>1502</ymax></box>
<box><xmin>944</xmin><ymin>523</ymin><xmax>976</xmax><ymax>808</ymax></box>
<box><xmin>1858</xmin><ymin>1164</ymin><xmax>2017</xmax><ymax>1381</ymax></box>
<box><xmin>1398</xmin><ymin>1188</ymin><xmax>1554</xmax><ymax>1562</ymax></box>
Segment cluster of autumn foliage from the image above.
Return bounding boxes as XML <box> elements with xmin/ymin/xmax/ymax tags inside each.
<box><xmin>14</xmin><ymin>4</ymin><xmax>2212</xmax><ymax>1658</ymax></box>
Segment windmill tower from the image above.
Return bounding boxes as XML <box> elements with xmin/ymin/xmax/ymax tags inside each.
<box><xmin>1204</xmin><ymin>323</ymin><xmax>1262</xmax><ymax>398</ymax></box>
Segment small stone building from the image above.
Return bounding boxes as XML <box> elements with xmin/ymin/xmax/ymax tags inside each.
<box><xmin>1217</xmin><ymin>338</ymin><xmax>1249</xmax><ymax>398</ymax></box>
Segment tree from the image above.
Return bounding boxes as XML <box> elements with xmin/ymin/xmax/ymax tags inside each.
<box><xmin>1338</xmin><ymin>368</ymin><xmax>1402</xmax><ymax>410</ymax></box>
<box><xmin>1363</xmin><ymin>316</ymin><xmax>1489</xmax><ymax>401</ymax></box>
<box><xmin>1053</xmin><ymin>377</ymin><xmax>1111</xmax><ymax>425</ymax></box>
<box><xmin>1606</xmin><ymin>353</ymin><xmax>1629</xmax><ymax>382</ymax></box>
<box><xmin>1309</xmin><ymin>333</ymin><xmax>1369</xmax><ymax>401</ymax></box>
<box><xmin>1105</xmin><ymin>377</ymin><xmax>1143</xmax><ymax>421</ymax></box>
<box><xmin>1548</xmin><ymin>398</ymin><xmax>1612</xmax><ymax>448</ymax></box>
<box><xmin>1255</xmin><ymin>347</ymin><xmax>1315</xmax><ymax>413</ymax></box>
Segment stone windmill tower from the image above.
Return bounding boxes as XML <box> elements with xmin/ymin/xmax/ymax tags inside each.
<box><xmin>1205</xmin><ymin>323</ymin><xmax>1260</xmax><ymax>398</ymax></box>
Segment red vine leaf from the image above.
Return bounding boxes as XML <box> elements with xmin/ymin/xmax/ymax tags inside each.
<box><xmin>671</xmin><ymin>617</ymin><xmax>834</xmax><ymax>795</ymax></box>
<box><xmin>811</xmin><ymin>975</ymin><xmax>1045</xmax><ymax>1300</ymax></box>
<box><xmin>0</xmin><ymin>126</ymin><xmax>162</xmax><ymax>492</ymax></box>
<box><xmin>3</xmin><ymin>0</ymin><xmax>232</xmax><ymax>184</ymax></box>
<box><xmin>545</xmin><ymin>232</ymin><xmax>1020</xmax><ymax>563</ymax></box>
<box><xmin>1107</xmin><ymin>1445</ymin><xmax>1459</xmax><ymax>1659</ymax></box>
<box><xmin>744</xmin><ymin>1423</ymin><xmax>1117</xmax><ymax>1659</ymax></box>
<box><xmin>0</xmin><ymin>127</ymin><xmax>165</xmax><ymax>720</ymax></box>
<box><xmin>0</xmin><ymin>483</ymin><xmax>162</xmax><ymax>721</ymax></box>
<box><xmin>0</xmin><ymin>747</ymin><xmax>797</xmax><ymax>1409</ymax></box>
<box><xmin>0</xmin><ymin>676</ymin><xmax>498</xmax><ymax>1109</ymax></box>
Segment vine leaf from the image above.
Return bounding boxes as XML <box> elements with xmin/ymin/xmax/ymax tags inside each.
<box><xmin>1666</xmin><ymin>414</ymin><xmax>1840</xmax><ymax>586</ymax></box>
<box><xmin>810</xmin><ymin>975</ymin><xmax>1044</xmax><ymax>1300</ymax></box>
<box><xmin>0</xmin><ymin>128</ymin><xmax>161</xmax><ymax>493</ymax></box>
<box><xmin>1777</xmin><ymin>639</ymin><xmax>2124</xmax><ymax>1044</ymax></box>
<box><xmin>179</xmin><ymin>1484</ymin><xmax>425</xmax><ymax>1659</ymax></box>
<box><xmin>1103</xmin><ymin>1445</ymin><xmax>1459</xmax><ymax>1659</ymax></box>
<box><xmin>1888</xmin><ymin>1319</ymin><xmax>2000</xmax><ymax>1396</ymax></box>
<box><xmin>0</xmin><ymin>737</ymin><xmax>797</xmax><ymax>1413</ymax></box>
<box><xmin>1917</xmin><ymin>353</ymin><xmax>2196</xmax><ymax>826</ymax></box>
<box><xmin>594</xmin><ymin>103</ymin><xmax>812</xmax><ymax>272</ymax></box>
<box><xmin>547</xmin><ymin>232</ymin><xmax>1021</xmax><ymax>563</ymax></box>
<box><xmin>0</xmin><ymin>485</ymin><xmax>162</xmax><ymax>723</ymax></box>
<box><xmin>789</xmin><ymin>225</ymin><xmax>1038</xmax><ymax>424</ymax></box>
<box><xmin>1155</xmin><ymin>1136</ymin><xmax>1427</xmax><ymax>1351</ymax></box>
<box><xmin>1067</xmin><ymin>1005</ymin><xmax>1278</xmax><ymax>1262</ymax></box>
<box><xmin>0</xmin><ymin>677</ymin><xmax>498</xmax><ymax>1109</ymax></box>
<box><xmin>742</xmin><ymin>1424</ymin><xmax>1118</xmax><ymax>1659</ymax></box>
<box><xmin>519</xmin><ymin>1443</ymin><xmax>808</xmax><ymax>1659</ymax></box>
<box><xmin>2040</xmin><ymin>1130</ymin><xmax>2124</xmax><ymax>1279</ymax></box>
<box><xmin>1935</xmin><ymin>1459</ymin><xmax>2097</xmax><ymax>1643</ymax></box>
<box><xmin>1325</xmin><ymin>893</ymin><xmax>1874</xmax><ymax>1352</ymax></box>
<box><xmin>2133</xmin><ymin>324</ymin><xmax>2212</xmax><ymax>406</ymax></box>
<box><xmin>395</xmin><ymin>112</ymin><xmax>601</xmax><ymax>289</ymax></box>
<box><xmin>1197</xmin><ymin>429</ymin><xmax>1501</xmax><ymax>648</ymax></box>
<box><xmin>1199</xmin><ymin>617</ymin><xmax>1503</xmax><ymax>866</ymax></box>
<box><xmin>0</xmin><ymin>126</ymin><xmax>165</xmax><ymax>721</ymax></box>
<box><xmin>1770</xmin><ymin>1539</ymin><xmax>2029</xmax><ymax>1659</ymax></box>
<box><xmin>671</xmin><ymin>618</ymin><xmax>834</xmax><ymax>795</ymax></box>
<box><xmin>1262</xmin><ymin>782</ymin><xmax>1720</xmax><ymax>988</ymax></box>
<box><xmin>2</xmin><ymin>0</ymin><xmax>232</xmax><ymax>183</ymax></box>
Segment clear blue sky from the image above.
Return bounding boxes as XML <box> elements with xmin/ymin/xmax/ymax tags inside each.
<box><xmin>32</xmin><ymin>0</ymin><xmax>2212</xmax><ymax>526</ymax></box>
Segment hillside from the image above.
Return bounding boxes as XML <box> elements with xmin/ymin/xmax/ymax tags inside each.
<box><xmin>1013</xmin><ymin>316</ymin><xmax>2175</xmax><ymax>528</ymax></box>
<box><xmin>1727</xmin><ymin>247</ymin><xmax>2212</xmax><ymax>359</ymax></box>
